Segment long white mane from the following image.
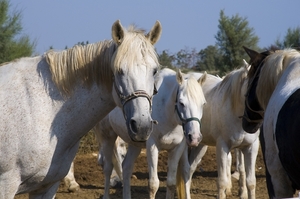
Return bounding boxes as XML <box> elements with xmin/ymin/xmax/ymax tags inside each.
<box><xmin>45</xmin><ymin>25</ymin><xmax>159</xmax><ymax>97</ymax></box>
<box><xmin>257</xmin><ymin>49</ymin><xmax>300</xmax><ymax>109</ymax></box>
<box><xmin>216</xmin><ymin>66</ymin><xmax>248</xmax><ymax>114</ymax></box>
<box><xmin>46</xmin><ymin>41</ymin><xmax>116</xmax><ymax>96</ymax></box>
<box><xmin>183</xmin><ymin>73</ymin><xmax>206</xmax><ymax>106</ymax></box>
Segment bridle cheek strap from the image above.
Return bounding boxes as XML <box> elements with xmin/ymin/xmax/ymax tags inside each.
<box><xmin>175</xmin><ymin>104</ymin><xmax>201</xmax><ymax>131</ymax></box>
<box><xmin>114</xmin><ymin>82</ymin><xmax>157</xmax><ymax>120</ymax></box>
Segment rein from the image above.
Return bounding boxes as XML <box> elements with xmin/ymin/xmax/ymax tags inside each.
<box><xmin>174</xmin><ymin>87</ymin><xmax>201</xmax><ymax>130</ymax></box>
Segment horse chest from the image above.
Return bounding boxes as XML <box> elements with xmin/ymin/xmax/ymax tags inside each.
<box><xmin>156</xmin><ymin>129</ymin><xmax>184</xmax><ymax>148</ymax></box>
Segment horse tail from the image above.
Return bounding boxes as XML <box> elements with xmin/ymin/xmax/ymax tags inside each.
<box><xmin>176</xmin><ymin>158</ymin><xmax>186</xmax><ymax>199</ymax></box>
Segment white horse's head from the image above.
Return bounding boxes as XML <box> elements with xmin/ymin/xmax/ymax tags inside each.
<box><xmin>111</xmin><ymin>20</ymin><xmax>162</xmax><ymax>142</ymax></box>
<box><xmin>175</xmin><ymin>70</ymin><xmax>207</xmax><ymax>147</ymax></box>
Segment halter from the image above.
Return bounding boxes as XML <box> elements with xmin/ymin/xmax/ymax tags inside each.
<box><xmin>113</xmin><ymin>79</ymin><xmax>158</xmax><ymax>119</ymax></box>
<box><xmin>174</xmin><ymin>87</ymin><xmax>201</xmax><ymax>131</ymax></box>
<box><xmin>241</xmin><ymin>60</ymin><xmax>265</xmax><ymax>123</ymax></box>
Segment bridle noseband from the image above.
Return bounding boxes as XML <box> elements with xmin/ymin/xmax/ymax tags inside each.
<box><xmin>113</xmin><ymin>80</ymin><xmax>158</xmax><ymax>120</ymax></box>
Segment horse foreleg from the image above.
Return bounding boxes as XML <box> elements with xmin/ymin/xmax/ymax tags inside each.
<box><xmin>166</xmin><ymin>141</ymin><xmax>187</xmax><ymax>199</ymax></box>
<box><xmin>101</xmin><ymin>134</ymin><xmax>118</xmax><ymax>199</ymax></box>
<box><xmin>63</xmin><ymin>162</ymin><xmax>80</xmax><ymax>192</ymax></box>
<box><xmin>188</xmin><ymin>144</ymin><xmax>208</xmax><ymax>177</ymax></box>
<box><xmin>122</xmin><ymin>144</ymin><xmax>141</xmax><ymax>199</ymax></box>
<box><xmin>216</xmin><ymin>141</ymin><xmax>231</xmax><ymax>199</ymax></box>
<box><xmin>242</xmin><ymin>139</ymin><xmax>259</xmax><ymax>199</ymax></box>
<box><xmin>28</xmin><ymin>181</ymin><xmax>60</xmax><ymax>199</ymax></box>
<box><xmin>146</xmin><ymin>138</ymin><xmax>160</xmax><ymax>199</ymax></box>
<box><xmin>235</xmin><ymin>149</ymin><xmax>247</xmax><ymax>199</ymax></box>
<box><xmin>231</xmin><ymin>148</ymin><xmax>240</xmax><ymax>180</ymax></box>
<box><xmin>0</xmin><ymin>170</ymin><xmax>20</xmax><ymax>199</ymax></box>
<box><xmin>224</xmin><ymin>151</ymin><xmax>232</xmax><ymax>197</ymax></box>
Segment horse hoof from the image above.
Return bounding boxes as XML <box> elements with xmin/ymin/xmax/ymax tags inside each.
<box><xmin>68</xmin><ymin>183</ymin><xmax>80</xmax><ymax>192</ymax></box>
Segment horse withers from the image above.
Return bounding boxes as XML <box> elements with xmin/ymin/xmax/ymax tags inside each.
<box><xmin>0</xmin><ymin>20</ymin><xmax>161</xmax><ymax>198</ymax></box>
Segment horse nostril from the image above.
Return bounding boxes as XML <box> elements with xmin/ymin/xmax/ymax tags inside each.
<box><xmin>130</xmin><ymin>119</ymin><xmax>138</xmax><ymax>133</ymax></box>
<box><xmin>188</xmin><ymin>134</ymin><xmax>192</xmax><ymax>142</ymax></box>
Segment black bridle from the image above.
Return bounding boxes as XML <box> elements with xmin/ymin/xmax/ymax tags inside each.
<box><xmin>242</xmin><ymin>61</ymin><xmax>265</xmax><ymax>124</ymax></box>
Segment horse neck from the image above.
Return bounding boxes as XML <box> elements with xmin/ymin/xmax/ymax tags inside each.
<box><xmin>153</xmin><ymin>79</ymin><xmax>180</xmax><ymax>128</ymax></box>
<box><xmin>256</xmin><ymin>53</ymin><xmax>300</xmax><ymax>110</ymax></box>
<box><xmin>51</xmin><ymin>84</ymin><xmax>116</xmax><ymax>148</ymax></box>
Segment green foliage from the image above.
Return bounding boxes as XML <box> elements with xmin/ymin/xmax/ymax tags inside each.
<box><xmin>195</xmin><ymin>45</ymin><xmax>222</xmax><ymax>74</ymax></box>
<box><xmin>215</xmin><ymin>10</ymin><xmax>259</xmax><ymax>74</ymax></box>
<box><xmin>158</xmin><ymin>50</ymin><xmax>174</xmax><ymax>68</ymax></box>
<box><xmin>0</xmin><ymin>0</ymin><xmax>35</xmax><ymax>64</ymax></box>
<box><xmin>275</xmin><ymin>26</ymin><xmax>300</xmax><ymax>49</ymax></box>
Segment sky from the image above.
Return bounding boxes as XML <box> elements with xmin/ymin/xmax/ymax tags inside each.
<box><xmin>9</xmin><ymin>1</ymin><xmax>300</xmax><ymax>55</ymax></box>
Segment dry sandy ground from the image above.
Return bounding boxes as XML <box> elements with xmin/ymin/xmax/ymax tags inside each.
<box><xmin>15</xmin><ymin>146</ymin><xmax>299</xmax><ymax>199</ymax></box>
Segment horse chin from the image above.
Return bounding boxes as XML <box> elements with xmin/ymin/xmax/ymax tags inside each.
<box><xmin>242</xmin><ymin>119</ymin><xmax>261</xmax><ymax>134</ymax></box>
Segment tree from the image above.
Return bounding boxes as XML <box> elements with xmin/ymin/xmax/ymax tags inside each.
<box><xmin>195</xmin><ymin>45</ymin><xmax>222</xmax><ymax>74</ymax></box>
<box><xmin>158</xmin><ymin>50</ymin><xmax>175</xmax><ymax>69</ymax></box>
<box><xmin>173</xmin><ymin>47</ymin><xmax>199</xmax><ymax>69</ymax></box>
<box><xmin>215</xmin><ymin>10</ymin><xmax>260</xmax><ymax>73</ymax></box>
<box><xmin>275</xmin><ymin>26</ymin><xmax>300</xmax><ymax>50</ymax></box>
<box><xmin>0</xmin><ymin>0</ymin><xmax>35</xmax><ymax>64</ymax></box>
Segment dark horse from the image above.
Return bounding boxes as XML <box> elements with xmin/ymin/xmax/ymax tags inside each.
<box><xmin>242</xmin><ymin>46</ymin><xmax>300</xmax><ymax>198</ymax></box>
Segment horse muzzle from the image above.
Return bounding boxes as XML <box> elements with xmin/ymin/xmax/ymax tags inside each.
<box><xmin>185</xmin><ymin>131</ymin><xmax>202</xmax><ymax>147</ymax></box>
<box><xmin>127</xmin><ymin>116</ymin><xmax>156</xmax><ymax>142</ymax></box>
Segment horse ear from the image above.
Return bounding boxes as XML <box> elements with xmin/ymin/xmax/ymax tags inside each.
<box><xmin>243</xmin><ymin>46</ymin><xmax>259</xmax><ymax>61</ymax></box>
<box><xmin>243</xmin><ymin>59</ymin><xmax>251</xmax><ymax>71</ymax></box>
<box><xmin>243</xmin><ymin>59</ymin><xmax>249</xmax><ymax>67</ymax></box>
<box><xmin>112</xmin><ymin>20</ymin><xmax>125</xmax><ymax>45</ymax></box>
<box><xmin>176</xmin><ymin>69</ymin><xmax>183</xmax><ymax>85</ymax></box>
<box><xmin>198</xmin><ymin>72</ymin><xmax>207</xmax><ymax>85</ymax></box>
<box><xmin>146</xmin><ymin>21</ymin><xmax>162</xmax><ymax>45</ymax></box>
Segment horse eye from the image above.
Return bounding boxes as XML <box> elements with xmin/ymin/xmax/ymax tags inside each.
<box><xmin>180</xmin><ymin>102</ymin><xmax>185</xmax><ymax>107</ymax></box>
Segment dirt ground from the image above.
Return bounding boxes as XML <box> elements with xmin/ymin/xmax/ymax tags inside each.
<box><xmin>14</xmin><ymin>145</ymin><xmax>283</xmax><ymax>199</ymax></box>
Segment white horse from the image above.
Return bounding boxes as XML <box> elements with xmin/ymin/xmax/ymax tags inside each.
<box><xmin>242</xmin><ymin>47</ymin><xmax>300</xmax><ymax>198</ymax></box>
<box><xmin>63</xmin><ymin>136</ymin><xmax>127</xmax><ymax>192</ymax></box>
<box><xmin>180</xmin><ymin>63</ymin><xmax>260</xmax><ymax>199</ymax></box>
<box><xmin>97</xmin><ymin>68</ymin><xmax>207</xmax><ymax>199</ymax></box>
<box><xmin>0</xmin><ymin>20</ymin><xmax>162</xmax><ymax>198</ymax></box>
